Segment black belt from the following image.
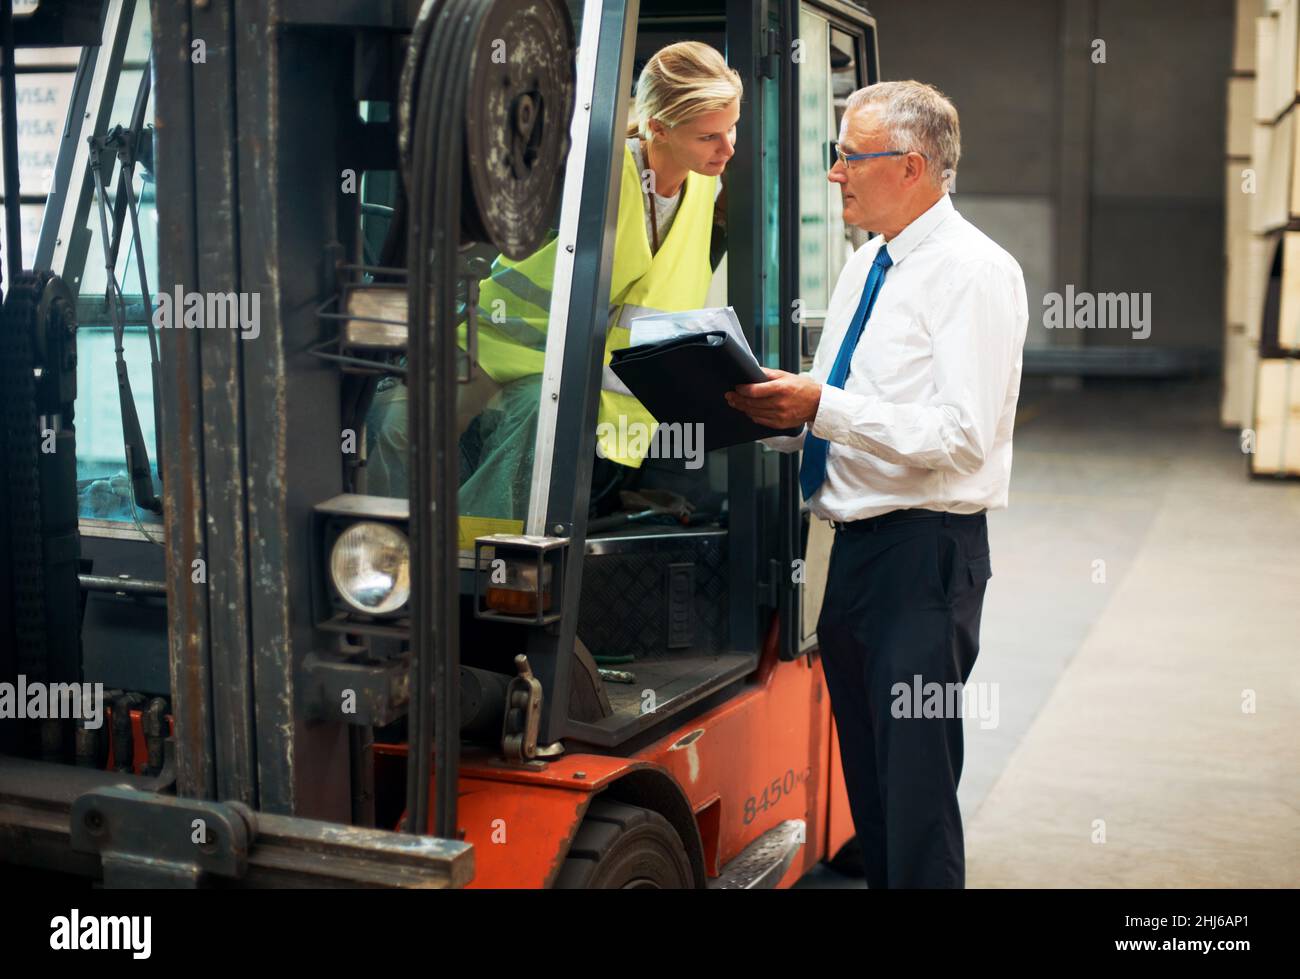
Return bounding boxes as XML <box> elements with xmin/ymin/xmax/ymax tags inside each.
<box><xmin>828</xmin><ymin>507</ymin><xmax>986</xmax><ymax>533</ymax></box>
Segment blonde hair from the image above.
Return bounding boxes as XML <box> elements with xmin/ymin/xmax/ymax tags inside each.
<box><xmin>626</xmin><ymin>41</ymin><xmax>742</xmax><ymax>141</ymax></box>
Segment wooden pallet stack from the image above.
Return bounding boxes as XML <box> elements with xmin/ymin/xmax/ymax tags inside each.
<box><xmin>1232</xmin><ymin>0</ymin><xmax>1300</xmax><ymax>475</ymax></box>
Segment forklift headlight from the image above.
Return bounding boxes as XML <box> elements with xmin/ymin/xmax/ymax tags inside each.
<box><xmin>329</xmin><ymin>521</ymin><xmax>410</xmax><ymax>615</ymax></box>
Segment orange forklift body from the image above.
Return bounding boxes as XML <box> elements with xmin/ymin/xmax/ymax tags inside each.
<box><xmin>378</xmin><ymin>622</ymin><xmax>855</xmax><ymax>888</ymax></box>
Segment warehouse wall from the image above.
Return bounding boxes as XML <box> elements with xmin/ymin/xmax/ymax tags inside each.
<box><xmin>863</xmin><ymin>0</ymin><xmax>1233</xmax><ymax>358</ymax></box>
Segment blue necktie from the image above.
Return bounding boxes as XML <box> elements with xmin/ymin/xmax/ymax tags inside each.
<box><xmin>799</xmin><ymin>244</ymin><xmax>893</xmax><ymax>501</ymax></box>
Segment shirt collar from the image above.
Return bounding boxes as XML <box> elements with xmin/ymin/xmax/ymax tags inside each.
<box><xmin>876</xmin><ymin>193</ymin><xmax>953</xmax><ymax>265</ymax></box>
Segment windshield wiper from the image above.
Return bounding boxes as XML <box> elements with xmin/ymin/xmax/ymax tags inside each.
<box><xmin>88</xmin><ymin>66</ymin><xmax>161</xmax><ymax>516</ymax></box>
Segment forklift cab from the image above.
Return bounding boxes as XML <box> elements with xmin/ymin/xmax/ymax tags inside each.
<box><xmin>338</xmin><ymin>0</ymin><xmax>880</xmax><ymax>757</ymax></box>
<box><xmin>1</xmin><ymin>0</ymin><xmax>879</xmax><ymax>885</ymax></box>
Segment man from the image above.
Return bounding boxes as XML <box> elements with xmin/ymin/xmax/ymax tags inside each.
<box><xmin>726</xmin><ymin>80</ymin><xmax>1028</xmax><ymax>888</ymax></box>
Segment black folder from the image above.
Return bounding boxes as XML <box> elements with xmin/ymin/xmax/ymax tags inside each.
<box><xmin>609</xmin><ymin>330</ymin><xmax>803</xmax><ymax>451</ymax></box>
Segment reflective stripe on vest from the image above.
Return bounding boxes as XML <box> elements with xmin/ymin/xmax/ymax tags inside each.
<box><xmin>463</xmin><ymin>143</ymin><xmax>717</xmax><ymax>467</ymax></box>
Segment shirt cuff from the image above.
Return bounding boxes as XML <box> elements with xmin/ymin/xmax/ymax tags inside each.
<box><xmin>759</xmin><ymin>425</ymin><xmax>807</xmax><ymax>452</ymax></box>
<box><xmin>810</xmin><ymin>383</ymin><xmax>863</xmax><ymax>445</ymax></box>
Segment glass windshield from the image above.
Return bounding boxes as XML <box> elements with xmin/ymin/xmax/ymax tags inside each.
<box><xmin>47</xmin><ymin>0</ymin><xmax>161</xmax><ymax>526</ymax></box>
<box><xmin>363</xmin><ymin>0</ymin><xmax>585</xmax><ymax>556</ymax></box>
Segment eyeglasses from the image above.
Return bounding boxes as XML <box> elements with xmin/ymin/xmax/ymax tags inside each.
<box><xmin>828</xmin><ymin>142</ymin><xmax>927</xmax><ymax>169</ymax></box>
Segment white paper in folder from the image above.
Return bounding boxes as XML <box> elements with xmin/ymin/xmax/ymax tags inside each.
<box><xmin>627</xmin><ymin>305</ymin><xmax>762</xmax><ymax>372</ymax></box>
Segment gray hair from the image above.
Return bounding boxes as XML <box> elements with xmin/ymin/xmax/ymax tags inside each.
<box><xmin>845</xmin><ymin>80</ymin><xmax>960</xmax><ymax>189</ymax></box>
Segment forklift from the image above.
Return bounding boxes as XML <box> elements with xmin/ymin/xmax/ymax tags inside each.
<box><xmin>0</xmin><ymin>0</ymin><xmax>880</xmax><ymax>888</ymax></box>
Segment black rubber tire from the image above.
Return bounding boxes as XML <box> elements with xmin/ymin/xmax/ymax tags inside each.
<box><xmin>553</xmin><ymin>797</ymin><xmax>694</xmax><ymax>889</ymax></box>
<box><xmin>826</xmin><ymin>835</ymin><xmax>867</xmax><ymax>878</ymax></box>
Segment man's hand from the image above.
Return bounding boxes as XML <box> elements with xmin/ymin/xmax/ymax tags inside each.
<box><xmin>725</xmin><ymin>368</ymin><xmax>822</xmax><ymax>429</ymax></box>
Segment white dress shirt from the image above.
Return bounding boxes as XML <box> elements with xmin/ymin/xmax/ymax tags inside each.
<box><xmin>762</xmin><ymin>193</ymin><xmax>1028</xmax><ymax>522</ymax></box>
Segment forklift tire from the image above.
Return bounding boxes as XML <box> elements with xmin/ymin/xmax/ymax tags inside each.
<box><xmin>826</xmin><ymin>836</ymin><xmax>867</xmax><ymax>878</ymax></box>
<box><xmin>553</xmin><ymin>797</ymin><xmax>694</xmax><ymax>889</ymax></box>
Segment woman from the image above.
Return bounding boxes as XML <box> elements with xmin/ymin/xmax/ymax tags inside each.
<box><xmin>370</xmin><ymin>42</ymin><xmax>742</xmax><ymax>527</ymax></box>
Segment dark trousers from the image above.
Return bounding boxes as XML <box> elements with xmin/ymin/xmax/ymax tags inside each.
<box><xmin>817</xmin><ymin>509</ymin><xmax>993</xmax><ymax>889</ymax></box>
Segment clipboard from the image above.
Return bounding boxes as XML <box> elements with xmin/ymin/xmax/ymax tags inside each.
<box><xmin>609</xmin><ymin>331</ymin><xmax>803</xmax><ymax>451</ymax></box>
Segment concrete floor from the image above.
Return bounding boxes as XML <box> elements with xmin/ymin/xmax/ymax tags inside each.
<box><xmin>798</xmin><ymin>377</ymin><xmax>1300</xmax><ymax>888</ymax></box>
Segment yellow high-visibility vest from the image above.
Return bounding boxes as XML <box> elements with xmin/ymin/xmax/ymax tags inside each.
<box><xmin>459</xmin><ymin>142</ymin><xmax>717</xmax><ymax>466</ymax></box>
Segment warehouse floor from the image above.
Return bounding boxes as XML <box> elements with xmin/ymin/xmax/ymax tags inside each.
<box><xmin>798</xmin><ymin>377</ymin><xmax>1300</xmax><ymax>888</ymax></box>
